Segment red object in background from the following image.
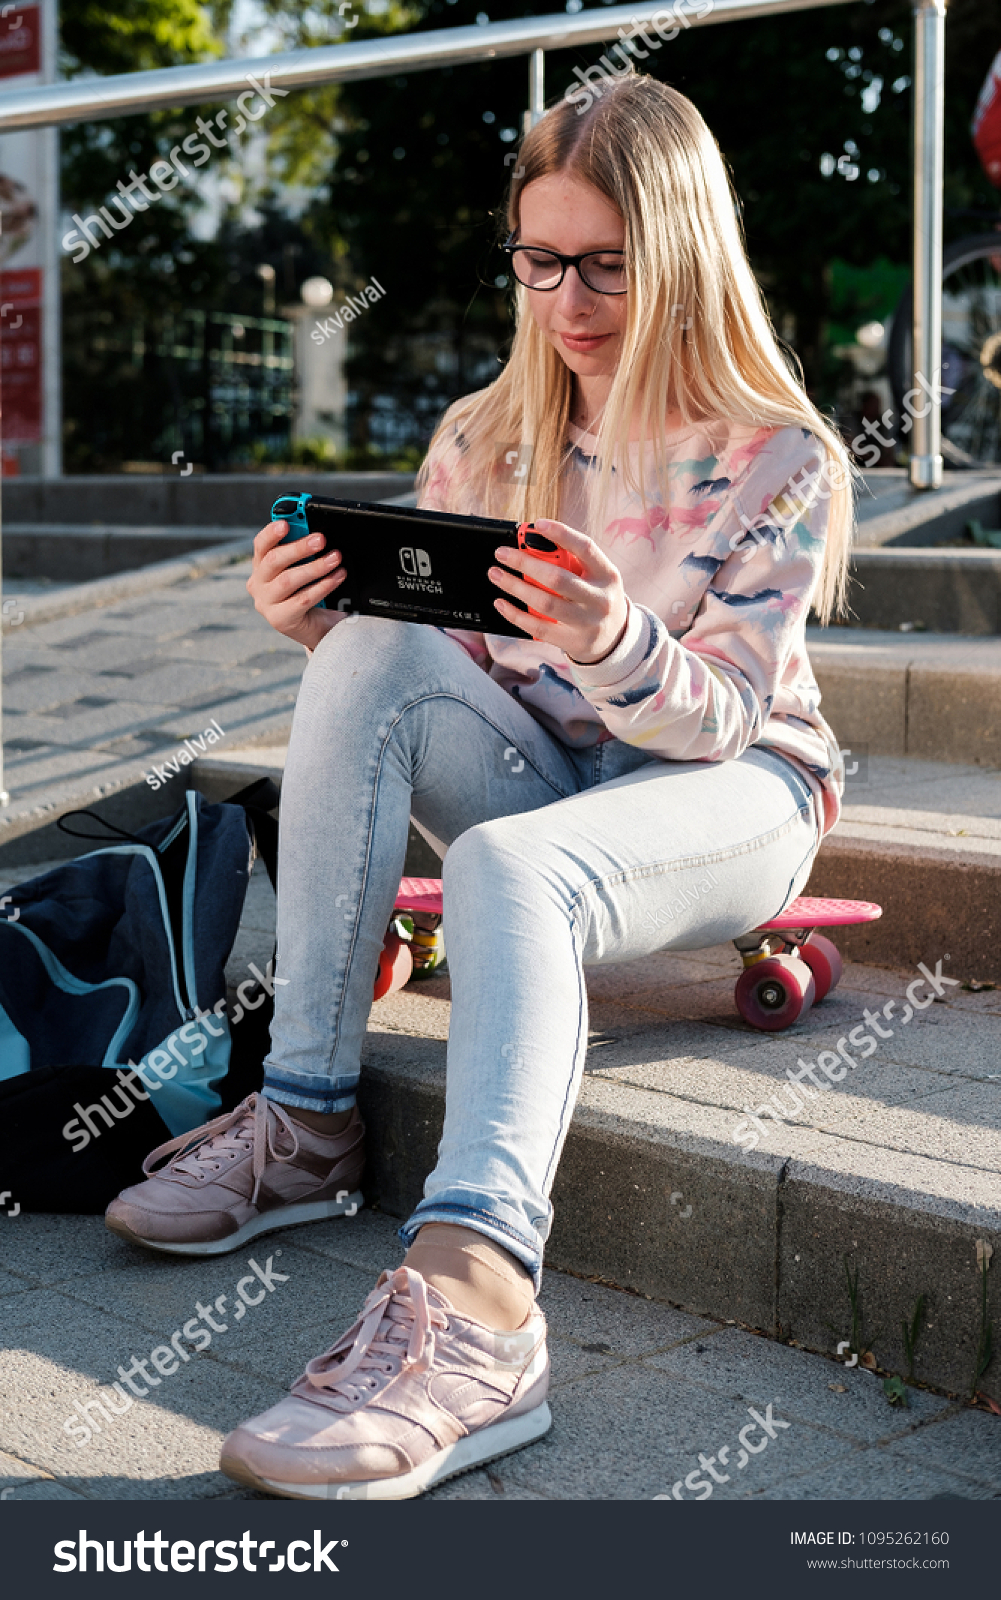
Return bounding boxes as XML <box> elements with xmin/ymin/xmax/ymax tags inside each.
<box><xmin>0</xmin><ymin>4</ymin><xmax>39</xmax><ymax>78</ymax></box>
<box><xmin>1</xmin><ymin>265</ymin><xmax>41</xmax><ymax>451</ymax></box>
<box><xmin>973</xmin><ymin>48</ymin><xmax>1001</xmax><ymax>188</ymax></box>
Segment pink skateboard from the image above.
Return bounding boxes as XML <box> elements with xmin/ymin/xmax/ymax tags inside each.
<box><xmin>373</xmin><ymin>877</ymin><xmax>445</xmax><ymax>1000</ymax></box>
<box><xmin>373</xmin><ymin>880</ymin><xmax>883</xmax><ymax>1034</ymax></box>
<box><xmin>733</xmin><ymin>897</ymin><xmax>882</xmax><ymax>1031</ymax></box>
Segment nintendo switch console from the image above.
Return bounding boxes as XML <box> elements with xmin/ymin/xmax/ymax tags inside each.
<box><xmin>271</xmin><ymin>492</ymin><xmax>583</xmax><ymax>638</ymax></box>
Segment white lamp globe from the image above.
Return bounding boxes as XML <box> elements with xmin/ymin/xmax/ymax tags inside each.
<box><xmin>301</xmin><ymin>276</ymin><xmax>335</xmax><ymax>308</ymax></box>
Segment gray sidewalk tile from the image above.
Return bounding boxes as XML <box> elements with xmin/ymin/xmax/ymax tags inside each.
<box><xmin>538</xmin><ymin>1272</ymin><xmax>716</xmax><ymax>1361</ymax></box>
<box><xmin>428</xmin><ymin>1470</ymin><xmax>554</xmax><ymax>1500</ymax></box>
<box><xmin>643</xmin><ymin>1328</ymin><xmax>952</xmax><ymax>1440</ymax></box>
<box><xmin>486</xmin><ymin>1362</ymin><xmax>802</xmax><ymax>1501</ymax></box>
<box><xmin>0</xmin><ymin>1449</ymin><xmax>90</xmax><ymax>1501</ymax></box>
<box><xmin>885</xmin><ymin>1409</ymin><xmax>1001</xmax><ymax>1490</ymax></box>
<box><xmin>0</xmin><ymin>1292</ymin><xmax>284</xmax><ymax>1497</ymax></box>
<box><xmin>2</xmin><ymin>1215</ymin><xmax>124</xmax><ymax>1287</ymax></box>
<box><xmin>67</xmin><ymin>1240</ymin><xmax>378</xmax><ymax>1392</ymax></box>
<box><xmin>264</xmin><ymin>1209</ymin><xmax>406</xmax><ymax>1279</ymax></box>
<box><xmin>765</xmin><ymin>1443</ymin><xmax>999</xmax><ymax>1501</ymax></box>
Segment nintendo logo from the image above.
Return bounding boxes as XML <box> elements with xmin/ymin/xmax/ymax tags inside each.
<box><xmin>399</xmin><ymin>547</ymin><xmax>431</xmax><ymax>577</ymax></box>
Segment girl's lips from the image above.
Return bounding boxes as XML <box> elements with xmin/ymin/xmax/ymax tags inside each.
<box><xmin>560</xmin><ymin>331</ymin><xmax>613</xmax><ymax>353</ymax></box>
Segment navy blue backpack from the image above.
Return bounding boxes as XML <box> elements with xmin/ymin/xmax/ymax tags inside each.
<box><xmin>0</xmin><ymin>780</ymin><xmax>278</xmax><ymax>1212</ymax></box>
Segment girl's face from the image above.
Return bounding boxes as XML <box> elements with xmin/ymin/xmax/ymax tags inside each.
<box><xmin>515</xmin><ymin>173</ymin><xmax>627</xmax><ymax>386</ymax></box>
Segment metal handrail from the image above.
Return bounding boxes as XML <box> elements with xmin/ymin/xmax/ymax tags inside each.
<box><xmin>0</xmin><ymin>0</ymin><xmax>853</xmax><ymax>130</ymax></box>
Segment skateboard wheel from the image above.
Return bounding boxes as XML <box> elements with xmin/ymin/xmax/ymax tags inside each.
<box><xmin>410</xmin><ymin>924</ymin><xmax>446</xmax><ymax>977</ymax></box>
<box><xmin>373</xmin><ymin>932</ymin><xmax>413</xmax><ymax>1000</ymax></box>
<box><xmin>735</xmin><ymin>954</ymin><xmax>816</xmax><ymax>1031</ymax></box>
<box><xmin>799</xmin><ymin>934</ymin><xmax>843</xmax><ymax>1003</ymax></box>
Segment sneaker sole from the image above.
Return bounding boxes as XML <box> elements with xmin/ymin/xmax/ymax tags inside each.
<box><xmin>104</xmin><ymin>1192</ymin><xmax>365</xmax><ymax>1257</ymax></box>
<box><xmin>220</xmin><ymin>1401</ymin><xmax>552</xmax><ymax>1501</ymax></box>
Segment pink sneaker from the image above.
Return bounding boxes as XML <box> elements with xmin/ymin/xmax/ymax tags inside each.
<box><xmin>105</xmin><ymin>1093</ymin><xmax>364</xmax><ymax>1256</ymax></box>
<box><xmin>219</xmin><ymin>1265</ymin><xmax>551</xmax><ymax>1499</ymax></box>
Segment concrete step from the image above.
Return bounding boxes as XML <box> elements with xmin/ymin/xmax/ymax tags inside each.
<box><xmin>854</xmin><ymin>468</ymin><xmax>1001</xmax><ymax>548</ymax></box>
<box><xmin>807</xmin><ymin>755</ymin><xmax>1001</xmax><ymax>982</ymax></box>
<box><xmin>847</xmin><ymin>549</ymin><xmax>1001</xmax><ymax>634</ymax></box>
<box><xmin>3</xmin><ymin>524</ymin><xmax>249</xmax><ymax>583</ymax></box>
<box><xmin>2</xmin><ymin>470</ymin><xmax>414</xmax><ymax>527</ymax></box>
<box><xmin>809</xmin><ymin>628</ymin><xmax>1001</xmax><ymax>767</ymax></box>
<box><xmin>358</xmin><ymin>952</ymin><xmax>1000</xmax><ymax>1403</ymax></box>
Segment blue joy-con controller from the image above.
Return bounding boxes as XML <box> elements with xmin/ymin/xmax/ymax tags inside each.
<box><xmin>272</xmin><ymin>492</ymin><xmax>334</xmax><ymax>610</ymax></box>
<box><xmin>272</xmin><ymin>492</ymin><xmax>313</xmax><ymax>537</ymax></box>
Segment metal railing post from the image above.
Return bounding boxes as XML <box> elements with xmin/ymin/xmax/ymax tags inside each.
<box><xmin>529</xmin><ymin>47</ymin><xmax>545</xmax><ymax>125</ymax></box>
<box><xmin>910</xmin><ymin>0</ymin><xmax>946</xmax><ymax>490</ymax></box>
<box><xmin>0</xmin><ymin>207</ymin><xmax>6</xmax><ymax>806</ymax></box>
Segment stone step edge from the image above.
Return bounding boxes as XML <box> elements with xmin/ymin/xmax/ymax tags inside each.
<box><xmin>0</xmin><ymin>712</ymin><xmax>294</xmax><ymax>868</ymax></box>
<box><xmin>1</xmin><ymin>536</ymin><xmax>253</xmax><ymax>634</ymax></box>
<box><xmin>357</xmin><ymin>1057</ymin><xmax>999</xmax><ymax>1403</ymax></box>
<box><xmin>806</xmin><ymin>832</ymin><xmax>1001</xmax><ymax>983</ymax></box>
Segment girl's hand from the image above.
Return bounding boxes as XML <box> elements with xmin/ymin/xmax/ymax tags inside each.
<box><xmin>488</xmin><ymin>518</ymin><xmax>629</xmax><ymax>665</ymax></box>
<box><xmin>246</xmin><ymin>521</ymin><xmax>349</xmax><ymax>652</ymax></box>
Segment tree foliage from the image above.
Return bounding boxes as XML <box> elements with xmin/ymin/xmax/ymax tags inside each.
<box><xmin>58</xmin><ymin>0</ymin><xmax>1001</xmax><ymax>465</ymax></box>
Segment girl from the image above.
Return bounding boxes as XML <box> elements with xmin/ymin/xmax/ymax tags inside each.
<box><xmin>107</xmin><ymin>72</ymin><xmax>849</xmax><ymax>1499</ymax></box>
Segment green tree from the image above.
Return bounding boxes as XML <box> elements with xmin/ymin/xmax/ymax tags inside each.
<box><xmin>271</xmin><ymin>0</ymin><xmax>1001</xmax><ymax>436</ymax></box>
<box><xmin>59</xmin><ymin>0</ymin><xmax>1001</xmax><ymax>464</ymax></box>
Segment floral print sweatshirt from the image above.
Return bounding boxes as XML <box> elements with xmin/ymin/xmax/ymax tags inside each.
<box><xmin>418</xmin><ymin>415</ymin><xmax>844</xmax><ymax>834</ymax></box>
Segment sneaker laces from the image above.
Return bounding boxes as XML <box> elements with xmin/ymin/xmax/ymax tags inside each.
<box><xmin>300</xmin><ymin>1267</ymin><xmax>449</xmax><ymax>1408</ymax></box>
<box><xmin>141</xmin><ymin>1092</ymin><xmax>300</xmax><ymax>1205</ymax></box>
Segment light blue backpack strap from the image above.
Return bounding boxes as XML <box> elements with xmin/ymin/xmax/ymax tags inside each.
<box><xmin>0</xmin><ymin>1001</ymin><xmax>31</xmax><ymax>1082</ymax></box>
<box><xmin>1</xmin><ymin>920</ymin><xmax>140</xmax><ymax>1072</ymax></box>
<box><xmin>130</xmin><ymin>1010</ymin><xmax>230</xmax><ymax>1137</ymax></box>
<box><xmin>132</xmin><ymin>790</ymin><xmax>229</xmax><ymax>1137</ymax></box>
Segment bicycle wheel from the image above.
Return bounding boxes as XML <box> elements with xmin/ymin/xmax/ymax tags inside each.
<box><xmin>888</xmin><ymin>233</ymin><xmax>1001</xmax><ymax>466</ymax></box>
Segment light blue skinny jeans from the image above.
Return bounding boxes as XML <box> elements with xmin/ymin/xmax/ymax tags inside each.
<box><xmin>263</xmin><ymin>616</ymin><xmax>821</xmax><ymax>1285</ymax></box>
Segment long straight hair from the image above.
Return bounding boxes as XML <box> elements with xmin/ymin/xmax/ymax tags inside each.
<box><xmin>417</xmin><ymin>73</ymin><xmax>853</xmax><ymax>620</ymax></box>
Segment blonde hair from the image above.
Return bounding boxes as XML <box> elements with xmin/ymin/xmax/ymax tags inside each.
<box><xmin>417</xmin><ymin>72</ymin><xmax>853</xmax><ymax>621</ymax></box>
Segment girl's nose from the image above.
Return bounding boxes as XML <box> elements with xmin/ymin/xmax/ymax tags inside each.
<box><xmin>553</xmin><ymin>267</ymin><xmax>599</xmax><ymax>319</ymax></box>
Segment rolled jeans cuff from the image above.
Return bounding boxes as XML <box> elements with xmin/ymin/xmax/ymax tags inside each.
<box><xmin>262</xmin><ymin>1068</ymin><xmax>358</xmax><ymax>1115</ymax></box>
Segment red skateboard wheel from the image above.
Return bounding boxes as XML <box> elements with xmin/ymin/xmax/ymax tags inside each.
<box><xmin>373</xmin><ymin>932</ymin><xmax>413</xmax><ymax>1000</ymax></box>
<box><xmin>735</xmin><ymin>954</ymin><xmax>816</xmax><ymax>1031</ymax></box>
<box><xmin>798</xmin><ymin>934</ymin><xmax>843</xmax><ymax>1003</ymax></box>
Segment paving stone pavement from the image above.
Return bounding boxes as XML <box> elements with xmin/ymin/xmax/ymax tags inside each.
<box><xmin>1</xmin><ymin>1208</ymin><xmax>999</xmax><ymax>1502</ymax></box>
<box><xmin>0</xmin><ymin>556</ymin><xmax>301</xmax><ymax>818</ymax></box>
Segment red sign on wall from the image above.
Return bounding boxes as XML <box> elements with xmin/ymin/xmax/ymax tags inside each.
<box><xmin>0</xmin><ymin>4</ymin><xmax>40</xmax><ymax>79</ymax></box>
<box><xmin>1</xmin><ymin>265</ymin><xmax>41</xmax><ymax>450</ymax></box>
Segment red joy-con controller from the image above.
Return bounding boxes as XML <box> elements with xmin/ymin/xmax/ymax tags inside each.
<box><xmin>517</xmin><ymin>524</ymin><xmax>585</xmax><ymax>619</ymax></box>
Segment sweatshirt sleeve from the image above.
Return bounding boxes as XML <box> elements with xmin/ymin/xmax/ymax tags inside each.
<box><xmin>566</xmin><ymin>431</ymin><xmax>831</xmax><ymax>762</ymax></box>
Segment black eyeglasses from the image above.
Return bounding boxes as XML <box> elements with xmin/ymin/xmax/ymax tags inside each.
<box><xmin>501</xmin><ymin>232</ymin><xmax>627</xmax><ymax>295</ymax></box>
